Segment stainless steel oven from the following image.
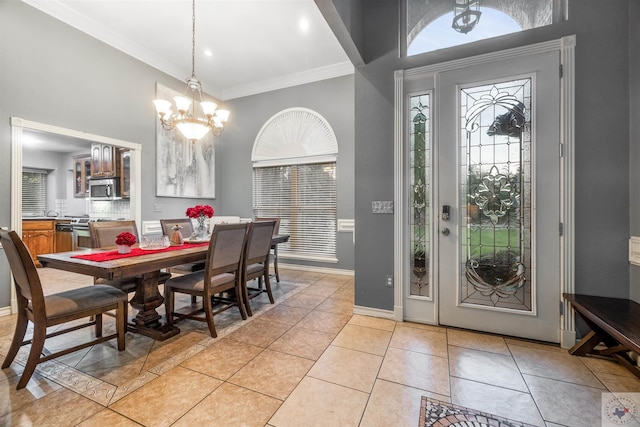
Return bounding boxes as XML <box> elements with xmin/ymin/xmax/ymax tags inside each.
<box><xmin>71</xmin><ymin>218</ymin><xmax>92</xmax><ymax>250</ymax></box>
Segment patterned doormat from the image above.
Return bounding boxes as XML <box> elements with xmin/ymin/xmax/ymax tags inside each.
<box><xmin>420</xmin><ymin>396</ymin><xmax>538</xmax><ymax>427</ymax></box>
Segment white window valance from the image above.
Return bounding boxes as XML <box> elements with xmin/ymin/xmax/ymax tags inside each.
<box><xmin>252</xmin><ymin>108</ymin><xmax>338</xmax><ymax>167</ymax></box>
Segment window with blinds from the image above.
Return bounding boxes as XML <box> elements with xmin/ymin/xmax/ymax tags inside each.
<box><xmin>253</xmin><ymin>162</ymin><xmax>337</xmax><ymax>262</ymax></box>
<box><xmin>22</xmin><ymin>169</ymin><xmax>49</xmax><ymax>216</ymax></box>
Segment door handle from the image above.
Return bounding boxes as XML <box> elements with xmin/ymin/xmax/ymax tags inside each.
<box><xmin>442</xmin><ymin>205</ymin><xmax>450</xmax><ymax>221</ymax></box>
<box><xmin>441</xmin><ymin>227</ymin><xmax>450</xmax><ymax>236</ymax></box>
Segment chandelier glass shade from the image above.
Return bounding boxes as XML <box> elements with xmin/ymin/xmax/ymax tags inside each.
<box><xmin>153</xmin><ymin>0</ymin><xmax>229</xmax><ymax>142</ymax></box>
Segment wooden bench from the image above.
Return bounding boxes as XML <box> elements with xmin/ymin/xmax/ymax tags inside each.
<box><xmin>564</xmin><ymin>293</ymin><xmax>640</xmax><ymax>379</ymax></box>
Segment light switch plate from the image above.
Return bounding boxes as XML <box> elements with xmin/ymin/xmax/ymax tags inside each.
<box><xmin>372</xmin><ymin>201</ymin><xmax>393</xmax><ymax>214</ymax></box>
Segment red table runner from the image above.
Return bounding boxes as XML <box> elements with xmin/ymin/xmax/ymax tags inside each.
<box><xmin>71</xmin><ymin>242</ymin><xmax>209</xmax><ymax>262</ymax></box>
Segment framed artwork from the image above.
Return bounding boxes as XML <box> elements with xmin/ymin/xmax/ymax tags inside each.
<box><xmin>155</xmin><ymin>82</ymin><xmax>216</xmax><ymax>198</ymax></box>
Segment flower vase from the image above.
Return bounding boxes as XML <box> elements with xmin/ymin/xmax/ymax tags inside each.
<box><xmin>117</xmin><ymin>245</ymin><xmax>132</xmax><ymax>254</ymax></box>
<box><xmin>193</xmin><ymin>216</ymin><xmax>209</xmax><ymax>241</ymax></box>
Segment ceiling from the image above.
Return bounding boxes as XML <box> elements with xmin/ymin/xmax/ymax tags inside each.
<box><xmin>23</xmin><ymin>0</ymin><xmax>353</xmax><ymax>101</ymax></box>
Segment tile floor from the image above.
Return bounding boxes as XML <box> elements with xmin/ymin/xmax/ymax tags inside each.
<box><xmin>1</xmin><ymin>268</ymin><xmax>640</xmax><ymax>426</ymax></box>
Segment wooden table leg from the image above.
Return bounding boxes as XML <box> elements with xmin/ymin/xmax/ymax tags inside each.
<box><xmin>128</xmin><ymin>270</ymin><xmax>179</xmax><ymax>341</ymax></box>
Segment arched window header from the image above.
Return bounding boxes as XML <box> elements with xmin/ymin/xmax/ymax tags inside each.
<box><xmin>252</xmin><ymin>108</ymin><xmax>338</xmax><ymax>167</ymax></box>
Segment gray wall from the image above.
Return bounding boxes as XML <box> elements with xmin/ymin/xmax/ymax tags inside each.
<box><xmin>344</xmin><ymin>0</ymin><xmax>632</xmax><ymax>310</ymax></box>
<box><xmin>220</xmin><ymin>75</ymin><xmax>355</xmax><ymax>271</ymax></box>
<box><xmin>630</xmin><ymin>0</ymin><xmax>640</xmax><ymax>303</ymax></box>
<box><xmin>0</xmin><ymin>1</ymin><xmax>355</xmax><ymax>308</ymax></box>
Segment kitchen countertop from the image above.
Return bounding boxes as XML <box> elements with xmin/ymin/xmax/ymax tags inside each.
<box><xmin>22</xmin><ymin>217</ymin><xmax>75</xmax><ymax>221</ymax></box>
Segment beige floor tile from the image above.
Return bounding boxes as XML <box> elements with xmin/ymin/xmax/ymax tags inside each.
<box><xmin>595</xmin><ymin>371</ymin><xmax>640</xmax><ymax>392</ymax></box>
<box><xmin>110</xmin><ymin>366</ymin><xmax>222</xmax><ymax>427</ymax></box>
<box><xmin>580</xmin><ymin>355</ymin><xmax>638</xmax><ymax>378</ymax></box>
<box><xmin>308</xmin><ymin>345</ymin><xmax>383</xmax><ymax>392</ymax></box>
<box><xmin>389</xmin><ymin>324</ymin><xmax>447</xmax><ymax>358</ymax></box>
<box><xmin>401</xmin><ymin>322</ymin><xmax>446</xmax><ymax>332</ymax></box>
<box><xmin>281</xmin><ymin>293</ymin><xmax>327</xmax><ymax>309</ymax></box>
<box><xmin>315</xmin><ymin>297</ymin><xmax>354</xmax><ymax>315</ymax></box>
<box><xmin>332</xmin><ymin>324</ymin><xmax>392</xmax><ymax>355</ymax></box>
<box><xmin>450</xmin><ymin>377</ymin><xmax>545</xmax><ymax>427</ymax></box>
<box><xmin>378</xmin><ymin>347</ymin><xmax>450</xmax><ymax>396</ymax></box>
<box><xmin>1</xmin><ymin>388</ymin><xmax>104</xmax><ymax>426</ymax></box>
<box><xmin>141</xmin><ymin>331</ymin><xmax>209</xmax><ymax>372</ymax></box>
<box><xmin>268</xmin><ymin>325</ymin><xmax>335</xmax><ymax>360</ymax></box>
<box><xmin>269</xmin><ymin>376</ymin><xmax>368</xmax><ymax>427</ymax></box>
<box><xmin>448</xmin><ymin>345</ymin><xmax>528</xmax><ymax>392</ymax></box>
<box><xmin>297</xmin><ymin>309</ymin><xmax>351</xmax><ymax>334</ymax></box>
<box><xmin>173</xmin><ymin>382</ymin><xmax>281</xmax><ymax>427</ymax></box>
<box><xmin>179</xmin><ymin>338</ymin><xmax>264</xmax><ymax>380</ymax></box>
<box><xmin>331</xmin><ymin>286</ymin><xmax>355</xmax><ymax>301</ymax></box>
<box><xmin>349</xmin><ymin>314</ymin><xmax>396</xmax><ymax>332</ymax></box>
<box><xmin>258</xmin><ymin>304</ymin><xmax>313</xmax><ymax>325</ymax></box>
<box><xmin>314</xmin><ymin>276</ymin><xmax>352</xmax><ymax>288</ymax></box>
<box><xmin>510</xmin><ymin>344</ymin><xmax>606</xmax><ymax>389</ymax></box>
<box><xmin>225</xmin><ymin>317</ymin><xmax>291</xmax><ymax>348</ymax></box>
<box><xmin>0</xmin><ymin>374</ymin><xmax>62</xmax><ymax>418</ymax></box>
<box><xmin>505</xmin><ymin>337</ymin><xmax>565</xmax><ymax>353</ymax></box>
<box><xmin>228</xmin><ymin>348</ymin><xmax>314</xmax><ymax>400</ymax></box>
<box><xmin>447</xmin><ymin>328</ymin><xmax>511</xmax><ymax>355</ymax></box>
<box><xmin>299</xmin><ymin>285</ymin><xmax>340</xmax><ymax>298</ymax></box>
<box><xmin>523</xmin><ymin>373</ymin><xmax>605</xmax><ymax>427</ymax></box>
<box><xmin>76</xmin><ymin>408</ymin><xmax>141</xmax><ymax>426</ymax></box>
<box><xmin>360</xmin><ymin>379</ymin><xmax>449</xmax><ymax>427</ymax></box>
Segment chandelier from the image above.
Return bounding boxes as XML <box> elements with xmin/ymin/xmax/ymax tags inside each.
<box><xmin>452</xmin><ymin>0</ymin><xmax>482</xmax><ymax>34</ymax></box>
<box><xmin>153</xmin><ymin>0</ymin><xmax>229</xmax><ymax>142</ymax></box>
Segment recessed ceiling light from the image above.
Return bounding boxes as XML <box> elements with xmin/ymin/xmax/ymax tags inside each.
<box><xmin>204</xmin><ymin>49</ymin><xmax>213</xmax><ymax>57</ymax></box>
<box><xmin>299</xmin><ymin>18</ymin><xmax>309</xmax><ymax>32</ymax></box>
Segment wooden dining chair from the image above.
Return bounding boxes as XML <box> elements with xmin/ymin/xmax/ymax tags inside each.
<box><xmin>242</xmin><ymin>220</ymin><xmax>277</xmax><ymax>317</ymax></box>
<box><xmin>159</xmin><ymin>218</ymin><xmax>206</xmax><ymax>274</ymax></box>
<box><xmin>254</xmin><ymin>217</ymin><xmax>282</xmax><ymax>282</ymax></box>
<box><xmin>164</xmin><ymin>222</ymin><xmax>248</xmax><ymax>337</ymax></box>
<box><xmin>0</xmin><ymin>230</ymin><xmax>128</xmax><ymax>390</ymax></box>
<box><xmin>89</xmin><ymin>220</ymin><xmax>171</xmax><ymax>293</ymax></box>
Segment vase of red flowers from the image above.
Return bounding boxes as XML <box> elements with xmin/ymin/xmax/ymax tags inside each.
<box><xmin>186</xmin><ymin>204</ymin><xmax>214</xmax><ymax>241</ymax></box>
<box><xmin>115</xmin><ymin>231</ymin><xmax>136</xmax><ymax>254</ymax></box>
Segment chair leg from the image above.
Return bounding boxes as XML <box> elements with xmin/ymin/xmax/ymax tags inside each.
<box><xmin>264</xmin><ymin>272</ymin><xmax>275</xmax><ymax>304</ymax></box>
<box><xmin>1</xmin><ymin>313</ymin><xmax>28</xmax><ymax>369</ymax></box>
<box><xmin>243</xmin><ymin>280</ymin><xmax>253</xmax><ymax>317</ymax></box>
<box><xmin>235</xmin><ymin>282</ymin><xmax>247</xmax><ymax>320</ymax></box>
<box><xmin>273</xmin><ymin>247</ymin><xmax>280</xmax><ymax>283</ymax></box>
<box><xmin>17</xmin><ymin>325</ymin><xmax>46</xmax><ymax>389</ymax></box>
<box><xmin>191</xmin><ymin>295</ymin><xmax>197</xmax><ymax>305</ymax></box>
<box><xmin>95</xmin><ymin>313</ymin><xmax>103</xmax><ymax>337</ymax></box>
<box><xmin>203</xmin><ymin>293</ymin><xmax>217</xmax><ymax>338</ymax></box>
<box><xmin>116</xmin><ymin>300</ymin><xmax>126</xmax><ymax>351</ymax></box>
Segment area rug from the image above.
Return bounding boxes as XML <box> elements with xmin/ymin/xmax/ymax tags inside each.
<box><xmin>419</xmin><ymin>396</ymin><xmax>538</xmax><ymax>427</ymax></box>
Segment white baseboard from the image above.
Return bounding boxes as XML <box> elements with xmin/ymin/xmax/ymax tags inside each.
<box><xmin>560</xmin><ymin>328</ymin><xmax>576</xmax><ymax>349</ymax></box>
<box><xmin>353</xmin><ymin>305</ymin><xmax>395</xmax><ymax>320</ymax></box>
<box><xmin>279</xmin><ymin>263</ymin><xmax>354</xmax><ymax>276</ymax></box>
<box><xmin>0</xmin><ymin>305</ymin><xmax>13</xmax><ymax>317</ymax></box>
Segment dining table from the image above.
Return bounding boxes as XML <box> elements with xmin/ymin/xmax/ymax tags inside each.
<box><xmin>37</xmin><ymin>234</ymin><xmax>290</xmax><ymax>341</ymax></box>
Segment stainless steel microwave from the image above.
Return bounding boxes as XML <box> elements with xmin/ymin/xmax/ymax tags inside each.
<box><xmin>89</xmin><ymin>178</ymin><xmax>121</xmax><ymax>200</ymax></box>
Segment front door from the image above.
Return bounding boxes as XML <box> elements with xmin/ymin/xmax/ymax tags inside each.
<box><xmin>404</xmin><ymin>49</ymin><xmax>561</xmax><ymax>343</ymax></box>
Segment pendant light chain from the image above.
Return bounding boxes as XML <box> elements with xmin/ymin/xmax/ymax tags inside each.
<box><xmin>191</xmin><ymin>0</ymin><xmax>196</xmax><ymax>79</ymax></box>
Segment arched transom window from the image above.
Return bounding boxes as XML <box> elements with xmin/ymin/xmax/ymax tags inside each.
<box><xmin>252</xmin><ymin>108</ymin><xmax>338</xmax><ymax>262</ymax></box>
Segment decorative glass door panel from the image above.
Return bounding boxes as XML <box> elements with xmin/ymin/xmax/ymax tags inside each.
<box><xmin>460</xmin><ymin>79</ymin><xmax>532</xmax><ymax>311</ymax></box>
<box><xmin>436</xmin><ymin>49</ymin><xmax>561</xmax><ymax>342</ymax></box>
<box><xmin>410</xmin><ymin>93</ymin><xmax>431</xmax><ymax>297</ymax></box>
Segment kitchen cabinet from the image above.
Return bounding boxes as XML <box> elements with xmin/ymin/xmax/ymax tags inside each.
<box><xmin>91</xmin><ymin>143</ymin><xmax>120</xmax><ymax>178</ymax></box>
<box><xmin>73</xmin><ymin>156</ymin><xmax>91</xmax><ymax>197</ymax></box>
<box><xmin>22</xmin><ymin>220</ymin><xmax>55</xmax><ymax>267</ymax></box>
<box><xmin>119</xmin><ymin>148</ymin><xmax>130</xmax><ymax>198</ymax></box>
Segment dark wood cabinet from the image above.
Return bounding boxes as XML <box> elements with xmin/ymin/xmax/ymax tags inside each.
<box><xmin>91</xmin><ymin>143</ymin><xmax>120</xmax><ymax>178</ymax></box>
<box><xmin>22</xmin><ymin>220</ymin><xmax>55</xmax><ymax>267</ymax></box>
<box><xmin>73</xmin><ymin>156</ymin><xmax>91</xmax><ymax>197</ymax></box>
<box><xmin>119</xmin><ymin>148</ymin><xmax>130</xmax><ymax>198</ymax></box>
